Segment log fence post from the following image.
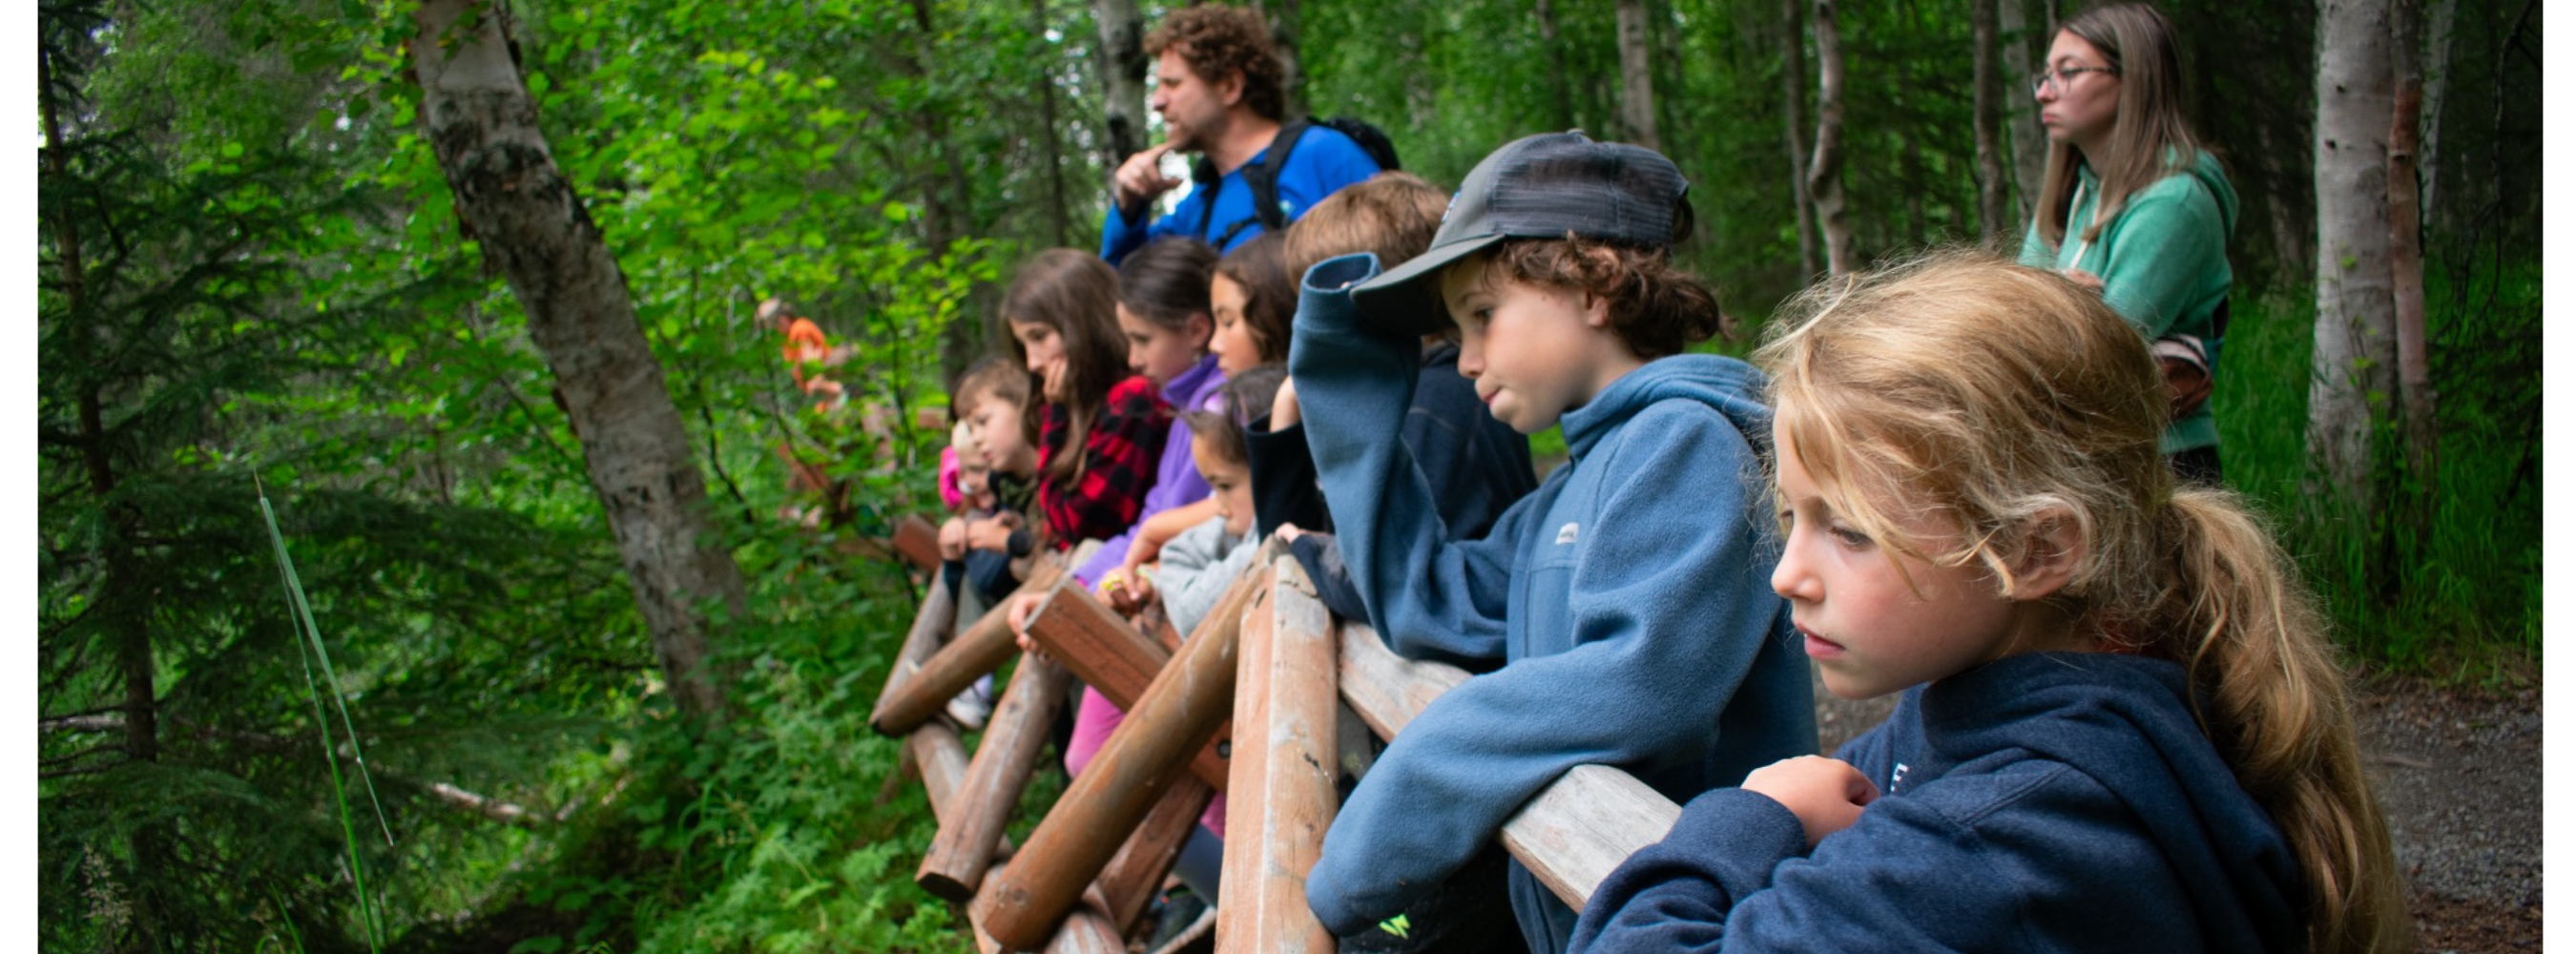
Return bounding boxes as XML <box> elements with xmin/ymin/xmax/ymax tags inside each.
<box><xmin>1215</xmin><ymin>556</ymin><xmax>1339</xmax><ymax>953</ymax></box>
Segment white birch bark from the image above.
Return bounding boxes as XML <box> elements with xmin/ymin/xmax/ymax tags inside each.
<box><xmin>413</xmin><ymin>0</ymin><xmax>746</xmax><ymax>720</ymax></box>
<box><xmin>2307</xmin><ymin>0</ymin><xmax>2399</xmax><ymax>507</ymax></box>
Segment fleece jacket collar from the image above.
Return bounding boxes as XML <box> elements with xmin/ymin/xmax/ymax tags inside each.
<box><xmin>1558</xmin><ymin>353</ymin><xmax>1773</xmax><ymax>463</ymax></box>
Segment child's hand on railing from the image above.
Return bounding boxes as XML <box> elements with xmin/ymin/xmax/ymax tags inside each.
<box><xmin>1742</xmin><ymin>755</ymin><xmax>1879</xmax><ymax>848</ymax></box>
<box><xmin>938</xmin><ymin>516</ymin><xmax>970</xmax><ymax>562</ymax></box>
<box><xmin>1007</xmin><ymin>591</ymin><xmax>1053</xmax><ymax>663</ymax></box>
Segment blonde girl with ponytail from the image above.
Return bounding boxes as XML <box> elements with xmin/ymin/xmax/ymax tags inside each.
<box><xmin>1569</xmin><ymin>250</ymin><xmax>2407</xmax><ymax>954</ymax></box>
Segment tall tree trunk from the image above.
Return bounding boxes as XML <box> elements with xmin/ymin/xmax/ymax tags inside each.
<box><xmin>1808</xmin><ymin>0</ymin><xmax>1857</xmax><ymax>276</ymax></box>
<box><xmin>412</xmin><ymin>0</ymin><xmax>746</xmax><ymax>721</ymax></box>
<box><xmin>2417</xmin><ymin>0</ymin><xmax>2456</xmax><ymax>229</ymax></box>
<box><xmin>1259</xmin><ymin>0</ymin><xmax>1305</xmax><ymax>118</ymax></box>
<box><xmin>2307</xmin><ymin>0</ymin><xmax>2399</xmax><ymax>513</ymax></box>
<box><xmin>2000</xmin><ymin>0</ymin><xmax>2046</xmax><ymax>222</ymax></box>
<box><xmin>1032</xmin><ymin>0</ymin><xmax>1073</xmax><ymax>246</ymax></box>
<box><xmin>1092</xmin><ymin>0</ymin><xmax>1151</xmax><ymax>165</ymax></box>
<box><xmin>1537</xmin><ymin>0</ymin><xmax>1574</xmax><ymax>131</ymax></box>
<box><xmin>2387</xmin><ymin>0</ymin><xmax>2436</xmax><ymax>495</ymax></box>
<box><xmin>1779</xmin><ymin>0</ymin><xmax>1818</xmax><ymax>279</ymax></box>
<box><xmin>1972</xmin><ymin>0</ymin><xmax>2010</xmax><ymax>245</ymax></box>
<box><xmin>43</xmin><ymin>39</ymin><xmax>172</xmax><ymax>947</ymax></box>
<box><xmin>1615</xmin><ymin>0</ymin><xmax>1663</xmax><ymax>151</ymax></box>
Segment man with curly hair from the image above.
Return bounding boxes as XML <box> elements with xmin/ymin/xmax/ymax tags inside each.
<box><xmin>1099</xmin><ymin>5</ymin><xmax>1380</xmax><ymax>266</ymax></box>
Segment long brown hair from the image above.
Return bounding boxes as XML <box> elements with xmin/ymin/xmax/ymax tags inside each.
<box><xmin>2032</xmin><ymin>3</ymin><xmax>2204</xmax><ymax>247</ymax></box>
<box><xmin>1003</xmin><ymin>248</ymin><xmax>1132</xmax><ymax>484</ymax></box>
<box><xmin>1214</xmin><ymin>232</ymin><xmax>1296</xmax><ymax>365</ymax></box>
<box><xmin>1757</xmin><ymin>250</ymin><xmax>2410</xmax><ymax>954</ymax></box>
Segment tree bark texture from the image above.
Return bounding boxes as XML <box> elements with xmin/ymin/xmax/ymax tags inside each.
<box><xmin>2000</xmin><ymin>0</ymin><xmax>2046</xmax><ymax>223</ymax></box>
<box><xmin>1778</xmin><ymin>0</ymin><xmax>1818</xmax><ymax>279</ymax></box>
<box><xmin>1807</xmin><ymin>0</ymin><xmax>1858</xmax><ymax>276</ymax></box>
<box><xmin>1972</xmin><ymin>0</ymin><xmax>2011</xmax><ymax>245</ymax></box>
<box><xmin>2387</xmin><ymin>0</ymin><xmax>2436</xmax><ymax>489</ymax></box>
<box><xmin>413</xmin><ymin>0</ymin><xmax>747</xmax><ymax>721</ymax></box>
<box><xmin>2416</xmin><ymin>0</ymin><xmax>2456</xmax><ymax>229</ymax></box>
<box><xmin>2307</xmin><ymin>0</ymin><xmax>2399</xmax><ymax>508</ymax></box>
<box><xmin>1092</xmin><ymin>0</ymin><xmax>1150</xmax><ymax>165</ymax></box>
<box><xmin>1615</xmin><ymin>0</ymin><xmax>1663</xmax><ymax>151</ymax></box>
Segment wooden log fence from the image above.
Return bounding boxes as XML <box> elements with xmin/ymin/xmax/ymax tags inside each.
<box><xmin>866</xmin><ymin>530</ymin><xmax>1687</xmax><ymax>952</ymax></box>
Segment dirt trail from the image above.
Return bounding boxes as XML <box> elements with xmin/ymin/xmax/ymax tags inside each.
<box><xmin>1807</xmin><ymin>664</ymin><xmax>2541</xmax><ymax>952</ymax></box>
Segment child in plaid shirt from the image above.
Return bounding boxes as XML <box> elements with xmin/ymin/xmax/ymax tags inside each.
<box><xmin>1000</xmin><ymin>249</ymin><xmax>1173</xmax><ymax>553</ymax></box>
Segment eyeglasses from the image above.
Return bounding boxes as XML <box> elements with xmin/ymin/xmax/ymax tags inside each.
<box><xmin>2030</xmin><ymin>65</ymin><xmax>2118</xmax><ymax>94</ymax></box>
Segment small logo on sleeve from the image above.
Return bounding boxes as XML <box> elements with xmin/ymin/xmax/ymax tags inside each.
<box><xmin>1889</xmin><ymin>762</ymin><xmax>1912</xmax><ymax>795</ymax></box>
<box><xmin>1555</xmin><ymin>523</ymin><xmax>1580</xmax><ymax>545</ymax></box>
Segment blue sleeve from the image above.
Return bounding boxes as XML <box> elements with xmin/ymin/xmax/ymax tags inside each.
<box><xmin>1278</xmin><ymin>129</ymin><xmax>1383</xmax><ymax>221</ymax></box>
<box><xmin>1575</xmin><ymin>761</ymin><xmax>2192</xmax><ymax>953</ymax></box>
<box><xmin>1304</xmin><ymin>400</ymin><xmax>1788</xmax><ymax>934</ymax></box>
<box><xmin>1288</xmin><ymin>253</ymin><xmax>1517</xmax><ymax>667</ymax></box>
<box><xmin>1101</xmin><ymin>188</ymin><xmax>1203</xmax><ymax>267</ymax></box>
<box><xmin>1568</xmin><ymin>788</ymin><xmax>1809</xmax><ymax>954</ymax></box>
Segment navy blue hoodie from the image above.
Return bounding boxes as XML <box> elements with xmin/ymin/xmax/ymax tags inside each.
<box><xmin>1290</xmin><ymin>253</ymin><xmax>1818</xmax><ymax>953</ymax></box>
<box><xmin>1569</xmin><ymin>652</ymin><xmax>2306</xmax><ymax>953</ymax></box>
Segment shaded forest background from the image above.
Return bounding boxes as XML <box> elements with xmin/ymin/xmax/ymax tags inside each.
<box><xmin>37</xmin><ymin>0</ymin><xmax>2541</xmax><ymax>950</ymax></box>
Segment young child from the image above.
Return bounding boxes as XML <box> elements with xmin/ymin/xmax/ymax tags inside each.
<box><xmin>1568</xmin><ymin>252</ymin><xmax>2409</xmax><ymax>954</ymax></box>
<box><xmin>1084</xmin><ymin>237</ymin><xmax>1231</xmax><ymax>610</ymax></box>
<box><xmin>943</xmin><ymin>356</ymin><xmax>1042</xmax><ymax>606</ymax></box>
<box><xmin>1123</xmin><ymin>365</ymin><xmax>1287</xmax><ymax>636</ymax></box>
<box><xmin>1290</xmin><ymin>133</ymin><xmax>1816</xmax><ymax>954</ymax></box>
<box><xmin>1000</xmin><ymin>249</ymin><xmax>1172</xmax><ymax>555</ymax></box>
<box><xmin>1258</xmin><ymin>171</ymin><xmax>1540</xmax><ymax>630</ymax></box>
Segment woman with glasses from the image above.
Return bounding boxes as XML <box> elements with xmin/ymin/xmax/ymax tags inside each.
<box><xmin>2020</xmin><ymin>2</ymin><xmax>2238</xmax><ymax>486</ymax></box>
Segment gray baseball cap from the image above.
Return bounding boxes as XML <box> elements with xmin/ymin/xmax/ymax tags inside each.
<box><xmin>1350</xmin><ymin>131</ymin><xmax>1690</xmax><ymax>335</ymax></box>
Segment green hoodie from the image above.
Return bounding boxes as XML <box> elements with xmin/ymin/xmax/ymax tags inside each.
<box><xmin>2018</xmin><ymin>149</ymin><xmax>2238</xmax><ymax>454</ymax></box>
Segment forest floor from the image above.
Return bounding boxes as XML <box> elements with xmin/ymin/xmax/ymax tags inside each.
<box><xmin>1808</xmin><ymin>663</ymin><xmax>2542</xmax><ymax>953</ymax></box>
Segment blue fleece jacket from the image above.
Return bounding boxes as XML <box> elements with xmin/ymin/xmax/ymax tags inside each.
<box><xmin>1569</xmin><ymin>652</ymin><xmax>2306</xmax><ymax>954</ymax></box>
<box><xmin>1098</xmin><ymin>126</ymin><xmax>1382</xmax><ymax>265</ymax></box>
<box><xmin>1291</xmin><ymin>253</ymin><xmax>1818</xmax><ymax>954</ymax></box>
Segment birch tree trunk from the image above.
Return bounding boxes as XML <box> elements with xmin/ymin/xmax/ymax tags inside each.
<box><xmin>1538</xmin><ymin>0</ymin><xmax>1575</xmax><ymax>131</ymax></box>
<box><xmin>2307</xmin><ymin>0</ymin><xmax>2399</xmax><ymax>509</ymax></box>
<box><xmin>1615</xmin><ymin>0</ymin><xmax>1663</xmax><ymax>151</ymax></box>
<box><xmin>2387</xmin><ymin>0</ymin><xmax>2436</xmax><ymax>492</ymax></box>
<box><xmin>2000</xmin><ymin>0</ymin><xmax>2046</xmax><ymax>222</ymax></box>
<box><xmin>1780</xmin><ymin>0</ymin><xmax>1818</xmax><ymax>279</ymax></box>
<box><xmin>1808</xmin><ymin>0</ymin><xmax>1858</xmax><ymax>276</ymax></box>
<box><xmin>1972</xmin><ymin>0</ymin><xmax>2010</xmax><ymax>245</ymax></box>
<box><xmin>413</xmin><ymin>0</ymin><xmax>746</xmax><ymax>721</ymax></box>
<box><xmin>1092</xmin><ymin>0</ymin><xmax>1151</xmax><ymax>165</ymax></box>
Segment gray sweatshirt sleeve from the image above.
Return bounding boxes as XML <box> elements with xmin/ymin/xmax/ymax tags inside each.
<box><xmin>1155</xmin><ymin>516</ymin><xmax>1251</xmax><ymax>638</ymax></box>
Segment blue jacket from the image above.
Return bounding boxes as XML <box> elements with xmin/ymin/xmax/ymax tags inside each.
<box><xmin>1569</xmin><ymin>652</ymin><xmax>2306</xmax><ymax>954</ymax></box>
<box><xmin>1098</xmin><ymin>126</ymin><xmax>1381</xmax><ymax>265</ymax></box>
<box><xmin>1291</xmin><ymin>253</ymin><xmax>1818</xmax><ymax>954</ymax></box>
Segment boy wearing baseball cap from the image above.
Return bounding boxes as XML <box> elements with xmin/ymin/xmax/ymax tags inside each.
<box><xmin>1287</xmin><ymin>133</ymin><xmax>1817</xmax><ymax>953</ymax></box>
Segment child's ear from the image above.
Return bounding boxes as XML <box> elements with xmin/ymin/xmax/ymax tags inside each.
<box><xmin>1186</xmin><ymin>312</ymin><xmax>1214</xmax><ymax>347</ymax></box>
<box><xmin>1582</xmin><ymin>292</ymin><xmax>1613</xmax><ymax>329</ymax></box>
<box><xmin>2008</xmin><ymin>508</ymin><xmax>2088</xmax><ymax>600</ymax></box>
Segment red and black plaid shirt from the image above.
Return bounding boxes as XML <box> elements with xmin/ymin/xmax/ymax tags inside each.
<box><xmin>1037</xmin><ymin>375</ymin><xmax>1171</xmax><ymax>550</ymax></box>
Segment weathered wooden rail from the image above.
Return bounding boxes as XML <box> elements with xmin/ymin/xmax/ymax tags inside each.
<box><xmin>867</xmin><ymin>530</ymin><xmax>1685</xmax><ymax>953</ymax></box>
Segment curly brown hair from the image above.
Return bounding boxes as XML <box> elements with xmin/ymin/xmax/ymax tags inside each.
<box><xmin>1477</xmin><ymin>235</ymin><xmax>1727</xmax><ymax>360</ymax></box>
<box><xmin>1144</xmin><ymin>5</ymin><xmax>1287</xmax><ymax>122</ymax></box>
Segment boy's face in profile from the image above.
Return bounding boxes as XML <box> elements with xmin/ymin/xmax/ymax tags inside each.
<box><xmin>1437</xmin><ymin>254</ymin><xmax>1620</xmax><ymax>435</ymax></box>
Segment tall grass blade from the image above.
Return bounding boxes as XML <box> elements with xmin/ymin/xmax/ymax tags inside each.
<box><xmin>258</xmin><ymin>487</ymin><xmax>397</xmax><ymax>849</ymax></box>
<box><xmin>258</xmin><ymin>478</ymin><xmax>386</xmax><ymax>952</ymax></box>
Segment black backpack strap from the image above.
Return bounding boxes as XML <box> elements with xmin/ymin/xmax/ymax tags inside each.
<box><xmin>1244</xmin><ymin>118</ymin><xmax>1312</xmax><ymax>233</ymax></box>
<box><xmin>1191</xmin><ymin>155</ymin><xmax>1225</xmax><ymax>242</ymax></box>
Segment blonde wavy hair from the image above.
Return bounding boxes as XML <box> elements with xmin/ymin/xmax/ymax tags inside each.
<box><xmin>1755</xmin><ymin>250</ymin><xmax>2408</xmax><ymax>954</ymax></box>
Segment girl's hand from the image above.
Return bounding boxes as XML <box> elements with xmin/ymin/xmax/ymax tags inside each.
<box><xmin>1742</xmin><ymin>756</ymin><xmax>1879</xmax><ymax>847</ymax></box>
<box><xmin>2061</xmin><ymin>267</ymin><xmax>2107</xmax><ymax>294</ymax></box>
<box><xmin>1276</xmin><ymin>522</ymin><xmax>1304</xmax><ymax>543</ymax></box>
<box><xmin>938</xmin><ymin>517</ymin><xmax>969</xmax><ymax>562</ymax></box>
<box><xmin>1007</xmin><ymin>591</ymin><xmax>1052</xmax><ymax>661</ymax></box>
